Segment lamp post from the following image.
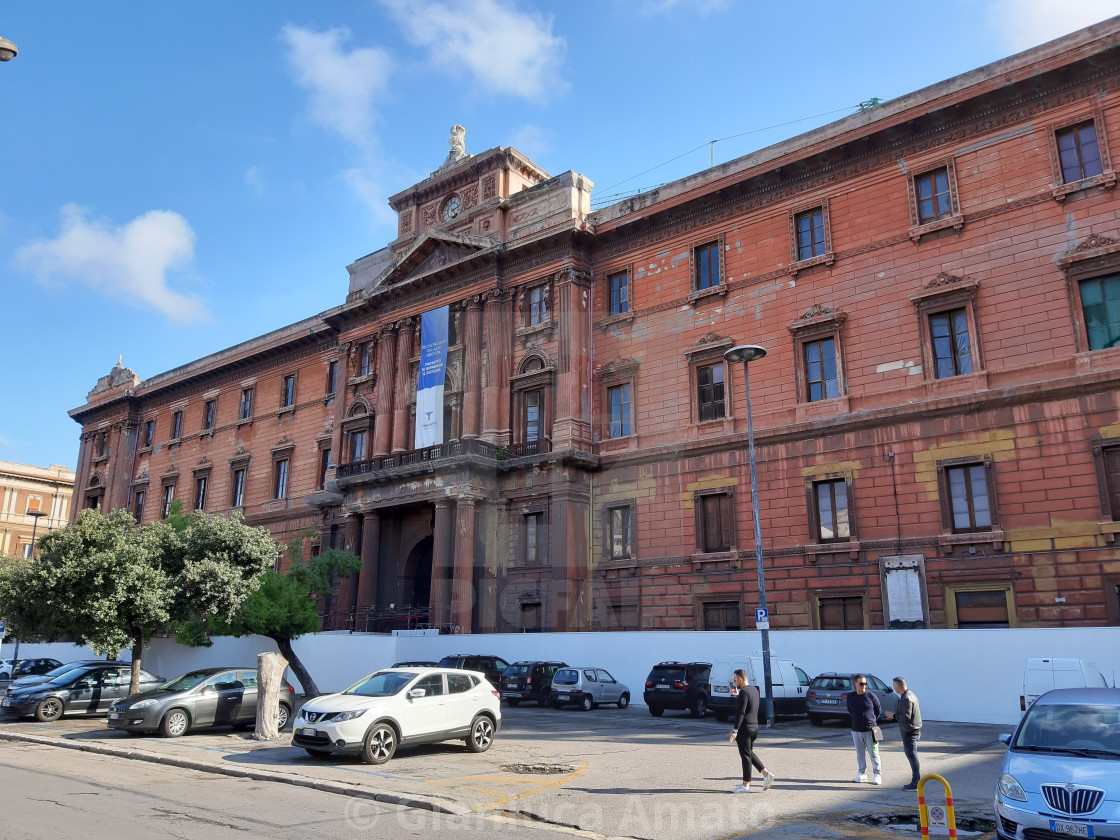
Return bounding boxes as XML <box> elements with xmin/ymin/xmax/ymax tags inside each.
<box><xmin>0</xmin><ymin>36</ymin><xmax>18</xmax><ymax>62</ymax></box>
<box><xmin>724</xmin><ymin>344</ymin><xmax>775</xmax><ymax>726</ymax></box>
<box><xmin>26</xmin><ymin>507</ymin><xmax>47</xmax><ymax>558</ymax></box>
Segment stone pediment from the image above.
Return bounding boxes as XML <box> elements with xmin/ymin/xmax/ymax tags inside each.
<box><xmin>363</xmin><ymin>230</ymin><xmax>496</xmax><ymax>297</ymax></box>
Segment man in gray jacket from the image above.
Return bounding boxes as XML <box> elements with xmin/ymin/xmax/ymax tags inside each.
<box><xmin>893</xmin><ymin>677</ymin><xmax>923</xmax><ymax>790</ymax></box>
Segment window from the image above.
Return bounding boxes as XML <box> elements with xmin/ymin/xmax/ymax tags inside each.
<box><xmin>702</xmin><ymin>601</ymin><xmax>741</xmax><ymax>631</ymax></box>
<box><xmin>813</xmin><ymin>479</ymin><xmax>850</xmax><ymax>542</ymax></box>
<box><xmin>512</xmin><ymin>356</ymin><xmax>552</xmax><ymax>446</ymax></box>
<box><xmin>930</xmin><ymin>308</ymin><xmax>973</xmax><ymax>378</ymax></box>
<box><xmin>133</xmin><ymin>489</ymin><xmax>146</xmax><ymax>523</ymax></box>
<box><xmin>524</xmin><ymin>389</ymin><xmax>542</xmax><ymax>442</ymax></box>
<box><xmin>804</xmin><ymin>337</ymin><xmax>839</xmax><ymax>401</ymax></box>
<box><xmin>170</xmin><ymin>411</ymin><xmax>183</xmax><ymax>441</ymax></box>
<box><xmin>608</xmin><ymin>505</ymin><xmax>632</xmax><ymax>559</ymax></box>
<box><xmin>274</xmin><ymin>459</ymin><xmax>289</xmax><ymax>499</ymax></box>
<box><xmin>696</xmin><ymin>362</ymin><xmax>725</xmax><ymax>422</ymax></box>
<box><xmin>1078</xmin><ymin>273</ymin><xmax>1120</xmax><ymax>351</ymax></box>
<box><xmin>947</xmin><ymin>585</ymin><xmax>1014</xmax><ymax>628</ymax></box>
<box><xmin>944</xmin><ymin>462</ymin><xmax>992</xmax><ymax>532</ymax></box>
<box><xmin>1093</xmin><ymin>442</ymin><xmax>1120</xmax><ymax>521</ymax></box>
<box><xmin>524</xmin><ymin>511</ymin><xmax>547</xmax><ymax>565</ymax></box>
<box><xmin>608</xmin><ymin>384</ymin><xmax>631</xmax><ymax>439</ymax></box>
<box><xmin>519</xmin><ymin>603</ymin><xmax>542</xmax><ymax>632</ymax></box>
<box><xmin>203</xmin><ymin>400</ymin><xmax>216</xmax><ymax>431</ymax></box>
<box><xmin>239</xmin><ymin>388</ymin><xmax>253</xmax><ymax>420</ymax></box>
<box><xmin>142</xmin><ymin>420</ymin><xmax>154</xmax><ymax>448</ymax></box>
<box><xmin>605</xmin><ymin>603</ymin><xmax>639</xmax><ymax>631</ymax></box>
<box><xmin>318</xmin><ymin>448</ymin><xmax>331</xmax><ymax>490</ymax></box>
<box><xmin>231</xmin><ymin>468</ymin><xmax>246</xmax><ymax>508</ymax></box>
<box><xmin>349</xmin><ymin>430</ymin><xmax>367</xmax><ymax>463</ymax></box>
<box><xmin>696</xmin><ymin>490</ymin><xmax>733</xmax><ymax>553</ymax></box>
<box><xmin>817</xmin><ymin>594</ymin><xmax>865</xmax><ymax>630</ymax></box>
<box><xmin>1056</xmin><ymin>121</ymin><xmax>1103</xmax><ymax>184</ymax></box>
<box><xmin>358</xmin><ymin>342</ymin><xmax>373</xmax><ymax>377</ymax></box>
<box><xmin>529</xmin><ymin>287</ymin><xmax>548</xmax><ymax>326</ymax></box>
<box><xmin>281</xmin><ymin>375</ymin><xmax>295</xmax><ymax>408</ymax></box>
<box><xmin>915</xmin><ymin>168</ymin><xmax>952</xmax><ymax>223</ymax></box>
<box><xmin>694</xmin><ymin>241</ymin><xmax>720</xmax><ymax>291</ymax></box>
<box><xmin>162</xmin><ymin>484</ymin><xmax>175</xmax><ymax>519</ymax></box>
<box><xmin>326</xmin><ymin>360</ymin><xmax>338</xmax><ymax>395</ymax></box>
<box><xmin>795</xmin><ymin>208</ymin><xmax>826</xmax><ymax>260</ymax></box>
<box><xmin>608</xmin><ymin>270</ymin><xmax>629</xmax><ymax>315</ymax></box>
<box><xmin>95</xmin><ymin>432</ymin><xmax>107</xmax><ymax>458</ymax></box>
<box><xmin>194</xmin><ymin>476</ymin><xmax>207</xmax><ymax>511</ymax></box>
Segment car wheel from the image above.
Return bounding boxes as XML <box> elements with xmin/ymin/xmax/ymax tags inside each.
<box><xmin>277</xmin><ymin>704</ymin><xmax>290</xmax><ymax>730</ymax></box>
<box><xmin>34</xmin><ymin>697</ymin><xmax>64</xmax><ymax>723</ymax></box>
<box><xmin>507</xmin><ymin>698</ymin><xmax>521</xmax><ymax>707</ymax></box>
<box><xmin>579</xmin><ymin>695</ymin><xmax>593</xmax><ymax>712</ymax></box>
<box><xmin>714</xmin><ymin>710</ymin><xmax>729</xmax><ymax>723</ymax></box>
<box><xmin>466</xmin><ymin>715</ymin><xmax>495</xmax><ymax>753</ymax></box>
<box><xmin>304</xmin><ymin>748</ymin><xmax>331</xmax><ymax>758</ymax></box>
<box><xmin>361</xmin><ymin>723</ymin><xmax>397</xmax><ymax>765</ymax></box>
<box><xmin>160</xmin><ymin>708</ymin><xmax>191</xmax><ymax>738</ymax></box>
<box><xmin>648</xmin><ymin>706</ymin><xmax>664</xmax><ymax>717</ymax></box>
<box><xmin>809</xmin><ymin>714</ymin><xmax>825</xmax><ymax>727</ymax></box>
<box><xmin>537</xmin><ymin>693</ymin><xmax>551</xmax><ymax>708</ymax></box>
<box><xmin>691</xmin><ymin>695</ymin><xmax>708</xmax><ymax>718</ymax></box>
<box><xmin>617</xmin><ymin>693</ymin><xmax>630</xmax><ymax>709</ymax></box>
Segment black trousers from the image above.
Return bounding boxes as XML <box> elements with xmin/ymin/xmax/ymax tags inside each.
<box><xmin>902</xmin><ymin>732</ymin><xmax>921</xmax><ymax>784</ymax></box>
<box><xmin>736</xmin><ymin>727</ymin><xmax>765</xmax><ymax>783</ymax></box>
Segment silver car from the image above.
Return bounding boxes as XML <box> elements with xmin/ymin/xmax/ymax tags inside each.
<box><xmin>995</xmin><ymin>687</ymin><xmax>1120</xmax><ymax>839</ymax></box>
<box><xmin>107</xmin><ymin>667</ymin><xmax>295</xmax><ymax>737</ymax></box>
<box><xmin>550</xmin><ymin>667</ymin><xmax>630</xmax><ymax>711</ymax></box>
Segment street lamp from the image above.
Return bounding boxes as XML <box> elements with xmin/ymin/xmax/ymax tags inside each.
<box><xmin>26</xmin><ymin>507</ymin><xmax>47</xmax><ymax>558</ymax></box>
<box><xmin>0</xmin><ymin>37</ymin><xmax>18</xmax><ymax>62</ymax></box>
<box><xmin>724</xmin><ymin>344</ymin><xmax>775</xmax><ymax>726</ymax></box>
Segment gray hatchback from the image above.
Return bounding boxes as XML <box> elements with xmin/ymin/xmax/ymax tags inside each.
<box><xmin>107</xmin><ymin>667</ymin><xmax>295</xmax><ymax>737</ymax></box>
<box><xmin>550</xmin><ymin>666</ymin><xmax>630</xmax><ymax>711</ymax></box>
<box><xmin>805</xmin><ymin>672</ymin><xmax>899</xmax><ymax>725</ymax></box>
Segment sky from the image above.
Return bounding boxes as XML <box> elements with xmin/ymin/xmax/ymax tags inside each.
<box><xmin>2</xmin><ymin>0</ymin><xmax>1119</xmax><ymax>471</ymax></box>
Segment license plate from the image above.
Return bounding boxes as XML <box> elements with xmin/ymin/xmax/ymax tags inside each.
<box><xmin>505</xmin><ymin>682</ymin><xmax>517</xmax><ymax>688</ymax></box>
<box><xmin>504</xmin><ymin>692</ymin><xmax>521</xmax><ymax>699</ymax></box>
<box><xmin>301</xmin><ymin>727</ymin><xmax>316</xmax><ymax>737</ymax></box>
<box><xmin>714</xmin><ymin>685</ymin><xmax>730</xmax><ymax>694</ymax></box>
<box><xmin>108</xmin><ymin>712</ymin><xmax>120</xmax><ymax>720</ymax></box>
<box><xmin>820</xmin><ymin>699</ymin><xmax>840</xmax><ymax>705</ymax></box>
<box><xmin>557</xmin><ymin>694</ymin><xmax>569</xmax><ymax>701</ymax></box>
<box><xmin>1050</xmin><ymin>820</ymin><xmax>1094</xmax><ymax>838</ymax></box>
<box><xmin>656</xmin><ymin>683</ymin><xmax>670</xmax><ymax>689</ymax></box>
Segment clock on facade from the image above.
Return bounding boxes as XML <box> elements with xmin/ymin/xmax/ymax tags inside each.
<box><xmin>442</xmin><ymin>194</ymin><xmax>462</xmax><ymax>222</ymax></box>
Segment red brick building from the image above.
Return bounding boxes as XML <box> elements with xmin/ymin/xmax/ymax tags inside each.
<box><xmin>70</xmin><ymin>19</ymin><xmax>1120</xmax><ymax>634</ymax></box>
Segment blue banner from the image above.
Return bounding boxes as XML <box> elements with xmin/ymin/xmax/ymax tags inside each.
<box><xmin>415</xmin><ymin>306</ymin><xmax>449</xmax><ymax>447</ymax></box>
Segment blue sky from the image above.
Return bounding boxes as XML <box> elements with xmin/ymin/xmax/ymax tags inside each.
<box><xmin>2</xmin><ymin>0</ymin><xmax>1118</xmax><ymax>471</ymax></box>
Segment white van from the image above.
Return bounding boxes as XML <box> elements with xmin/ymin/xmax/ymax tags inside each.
<box><xmin>708</xmin><ymin>655</ymin><xmax>811</xmax><ymax>722</ymax></box>
<box><xmin>1021</xmin><ymin>658</ymin><xmax>1110</xmax><ymax>711</ymax></box>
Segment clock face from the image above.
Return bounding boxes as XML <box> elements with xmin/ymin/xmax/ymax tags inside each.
<box><xmin>442</xmin><ymin>195</ymin><xmax>462</xmax><ymax>221</ymax></box>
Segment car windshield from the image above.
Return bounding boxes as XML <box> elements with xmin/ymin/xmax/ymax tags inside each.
<box><xmin>47</xmin><ymin>668</ymin><xmax>94</xmax><ymax>686</ymax></box>
<box><xmin>344</xmin><ymin>671</ymin><xmax>415</xmax><ymax>697</ymax></box>
<box><xmin>651</xmin><ymin>667</ymin><xmax>686</xmax><ymax>681</ymax></box>
<box><xmin>1015</xmin><ymin>703</ymin><xmax>1120</xmax><ymax>756</ymax></box>
<box><xmin>34</xmin><ymin>662</ymin><xmax>86</xmax><ymax>680</ymax></box>
<box><xmin>161</xmin><ymin>671</ymin><xmax>221</xmax><ymax>692</ymax></box>
<box><xmin>553</xmin><ymin>669</ymin><xmax>578</xmax><ymax>685</ymax></box>
<box><xmin>506</xmin><ymin>664</ymin><xmax>531</xmax><ymax>676</ymax></box>
<box><xmin>812</xmin><ymin>676</ymin><xmax>852</xmax><ymax>691</ymax></box>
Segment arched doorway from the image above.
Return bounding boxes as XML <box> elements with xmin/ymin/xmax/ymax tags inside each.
<box><xmin>403</xmin><ymin>536</ymin><xmax>433</xmax><ymax>614</ymax></box>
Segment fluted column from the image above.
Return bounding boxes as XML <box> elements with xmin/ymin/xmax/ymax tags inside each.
<box><xmin>355</xmin><ymin>512</ymin><xmax>381</xmax><ymax>624</ymax></box>
<box><xmin>481</xmin><ymin>289</ymin><xmax>512</xmax><ymax>445</ymax></box>
<box><xmin>70</xmin><ymin>431</ymin><xmax>95</xmax><ymax>521</ymax></box>
<box><xmin>328</xmin><ymin>342</ymin><xmax>351</xmax><ymax>474</ymax></box>
<box><xmin>429</xmin><ymin>500</ymin><xmax>455</xmax><ymax>629</ymax></box>
<box><xmin>392</xmin><ymin>317</ymin><xmax>415</xmax><ymax>453</ymax></box>
<box><xmin>373</xmin><ymin>325</ymin><xmax>396</xmax><ymax>456</ymax></box>
<box><xmin>334</xmin><ymin>514</ymin><xmax>363</xmax><ymax>629</ymax></box>
<box><xmin>461</xmin><ymin>296</ymin><xmax>483</xmax><ymax>439</ymax></box>
<box><xmin>451</xmin><ymin>497</ymin><xmax>477</xmax><ymax>632</ymax></box>
<box><xmin>554</xmin><ymin>267</ymin><xmax>593</xmax><ymax>450</ymax></box>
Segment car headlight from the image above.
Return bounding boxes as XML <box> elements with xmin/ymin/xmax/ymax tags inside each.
<box><xmin>129</xmin><ymin>698</ymin><xmax>158</xmax><ymax>710</ymax></box>
<box><xmin>998</xmin><ymin>773</ymin><xmax>1027</xmax><ymax>802</ymax></box>
<box><xmin>330</xmin><ymin>709</ymin><xmax>368</xmax><ymax>722</ymax></box>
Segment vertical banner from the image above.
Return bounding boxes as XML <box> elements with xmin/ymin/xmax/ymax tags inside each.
<box><xmin>415</xmin><ymin>305</ymin><xmax>450</xmax><ymax>447</ymax></box>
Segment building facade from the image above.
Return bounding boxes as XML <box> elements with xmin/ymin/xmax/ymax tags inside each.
<box><xmin>70</xmin><ymin>20</ymin><xmax>1120</xmax><ymax>634</ymax></box>
<box><xmin>0</xmin><ymin>460</ymin><xmax>75</xmax><ymax>558</ymax></box>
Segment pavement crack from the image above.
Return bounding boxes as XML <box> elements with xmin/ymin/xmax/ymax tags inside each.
<box><xmin>150</xmin><ymin>807</ymin><xmax>249</xmax><ymax>831</ymax></box>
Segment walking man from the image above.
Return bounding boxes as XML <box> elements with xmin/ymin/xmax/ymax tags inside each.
<box><xmin>894</xmin><ymin>677</ymin><xmax>923</xmax><ymax>790</ymax></box>
<box><xmin>846</xmin><ymin>674</ymin><xmax>882</xmax><ymax>785</ymax></box>
<box><xmin>727</xmin><ymin>669</ymin><xmax>775</xmax><ymax>793</ymax></box>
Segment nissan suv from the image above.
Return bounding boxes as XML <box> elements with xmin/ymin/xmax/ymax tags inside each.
<box><xmin>500</xmin><ymin>661</ymin><xmax>566</xmax><ymax>706</ymax></box>
<box><xmin>643</xmin><ymin>661</ymin><xmax>713</xmax><ymax>718</ymax></box>
<box><xmin>436</xmin><ymin>654</ymin><xmax>509</xmax><ymax>688</ymax></box>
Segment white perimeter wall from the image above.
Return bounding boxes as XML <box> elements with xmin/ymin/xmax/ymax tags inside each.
<box><xmin>5</xmin><ymin>627</ymin><xmax>1118</xmax><ymax>726</ymax></box>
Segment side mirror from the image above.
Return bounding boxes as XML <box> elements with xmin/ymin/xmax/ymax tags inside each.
<box><xmin>201</xmin><ymin>685</ymin><xmax>216</xmax><ymax>695</ymax></box>
<box><xmin>72</xmin><ymin>681</ymin><xmax>91</xmax><ymax>689</ymax></box>
<box><xmin>408</xmin><ymin>688</ymin><xmax>427</xmax><ymax>699</ymax></box>
<box><xmin>999</xmin><ymin>733</ymin><xmax>1012</xmax><ymax>745</ymax></box>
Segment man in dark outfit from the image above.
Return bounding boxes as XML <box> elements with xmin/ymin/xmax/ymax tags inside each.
<box><xmin>893</xmin><ymin>676</ymin><xmax>923</xmax><ymax>790</ymax></box>
<box><xmin>726</xmin><ymin>669</ymin><xmax>775</xmax><ymax>793</ymax></box>
<box><xmin>846</xmin><ymin>674</ymin><xmax>882</xmax><ymax>784</ymax></box>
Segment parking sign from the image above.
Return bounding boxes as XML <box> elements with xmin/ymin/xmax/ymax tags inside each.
<box><xmin>755</xmin><ymin>608</ymin><xmax>769</xmax><ymax>630</ymax></box>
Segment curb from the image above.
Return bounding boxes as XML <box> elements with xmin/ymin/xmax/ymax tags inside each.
<box><xmin>0</xmin><ymin>731</ymin><xmax>471</xmax><ymax>816</ymax></box>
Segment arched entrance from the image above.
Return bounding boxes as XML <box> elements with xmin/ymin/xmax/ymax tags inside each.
<box><xmin>402</xmin><ymin>536</ymin><xmax>433</xmax><ymax>614</ymax></box>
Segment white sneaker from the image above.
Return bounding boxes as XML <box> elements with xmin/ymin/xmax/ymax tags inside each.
<box><xmin>872</xmin><ymin>774</ymin><xmax>882</xmax><ymax>786</ymax></box>
<box><xmin>731</xmin><ymin>783</ymin><xmax>751</xmax><ymax>793</ymax></box>
<box><xmin>853</xmin><ymin>773</ymin><xmax>867</xmax><ymax>783</ymax></box>
<box><xmin>762</xmin><ymin>772</ymin><xmax>775</xmax><ymax>791</ymax></box>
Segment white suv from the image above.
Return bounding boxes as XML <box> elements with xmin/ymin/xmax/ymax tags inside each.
<box><xmin>292</xmin><ymin>668</ymin><xmax>501</xmax><ymax>764</ymax></box>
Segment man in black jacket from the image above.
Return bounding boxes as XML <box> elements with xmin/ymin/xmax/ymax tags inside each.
<box><xmin>846</xmin><ymin>674</ymin><xmax>882</xmax><ymax>785</ymax></box>
<box><xmin>893</xmin><ymin>676</ymin><xmax>923</xmax><ymax>790</ymax></box>
<box><xmin>726</xmin><ymin>669</ymin><xmax>775</xmax><ymax>793</ymax></box>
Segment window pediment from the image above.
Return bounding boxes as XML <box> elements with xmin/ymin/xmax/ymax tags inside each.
<box><xmin>909</xmin><ymin>272</ymin><xmax>979</xmax><ymax>306</ymax></box>
<box><xmin>788</xmin><ymin>304</ymin><xmax>847</xmax><ymax>335</ymax></box>
<box><xmin>684</xmin><ymin>332</ymin><xmax>733</xmax><ymax>359</ymax></box>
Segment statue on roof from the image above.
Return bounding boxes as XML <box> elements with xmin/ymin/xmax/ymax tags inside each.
<box><xmin>438</xmin><ymin>125</ymin><xmax>470</xmax><ymax>172</ymax></box>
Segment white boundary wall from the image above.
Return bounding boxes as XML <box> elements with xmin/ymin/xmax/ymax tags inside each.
<box><xmin>5</xmin><ymin>627</ymin><xmax>1117</xmax><ymax>726</ymax></box>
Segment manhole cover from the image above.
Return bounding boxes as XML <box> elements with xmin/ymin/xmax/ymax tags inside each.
<box><xmin>501</xmin><ymin>763</ymin><xmax>576</xmax><ymax>775</ymax></box>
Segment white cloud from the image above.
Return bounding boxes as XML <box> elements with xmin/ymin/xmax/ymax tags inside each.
<box><xmin>382</xmin><ymin>0</ymin><xmax>567</xmax><ymax>100</ymax></box>
<box><xmin>280</xmin><ymin>25</ymin><xmax>392</xmax><ymax>148</ymax></box>
<box><xmin>986</xmin><ymin>0</ymin><xmax>1120</xmax><ymax>52</ymax></box>
<box><xmin>244</xmin><ymin>165</ymin><xmax>266</xmax><ymax>195</ymax></box>
<box><xmin>16</xmin><ymin>204</ymin><xmax>208</xmax><ymax>324</ymax></box>
<box><xmin>508</xmin><ymin>124</ymin><xmax>553</xmax><ymax>162</ymax></box>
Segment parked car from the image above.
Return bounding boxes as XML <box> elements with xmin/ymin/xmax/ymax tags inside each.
<box><xmin>805</xmin><ymin>672</ymin><xmax>899</xmax><ymax>726</ymax></box>
<box><xmin>1</xmin><ymin>663</ymin><xmax>164</xmax><ymax>721</ymax></box>
<box><xmin>5</xmin><ymin>660</ymin><xmax>131</xmax><ymax>696</ymax></box>
<box><xmin>550</xmin><ymin>667</ymin><xmax>630</xmax><ymax>711</ymax></box>
<box><xmin>709</xmin><ymin>655</ymin><xmax>812</xmax><ymax>722</ymax></box>
<box><xmin>107</xmin><ymin>666</ymin><xmax>295</xmax><ymax>737</ymax></box>
<box><xmin>0</xmin><ymin>659</ymin><xmax>14</xmax><ymax>680</ymax></box>
<box><xmin>11</xmin><ymin>658</ymin><xmax>63</xmax><ymax>679</ymax></box>
<box><xmin>1021</xmin><ymin>657</ymin><xmax>1111</xmax><ymax>712</ymax></box>
<box><xmin>643</xmin><ymin>661</ymin><xmax>712</xmax><ymax>717</ymax></box>
<box><xmin>995</xmin><ymin>688</ymin><xmax>1120</xmax><ymax>840</ymax></box>
<box><xmin>292</xmin><ymin>667</ymin><xmax>501</xmax><ymax>764</ymax></box>
<box><xmin>436</xmin><ymin>654</ymin><xmax>509</xmax><ymax>688</ymax></box>
<box><xmin>500</xmin><ymin>661</ymin><xmax>566</xmax><ymax>706</ymax></box>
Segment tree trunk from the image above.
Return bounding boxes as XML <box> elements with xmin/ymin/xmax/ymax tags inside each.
<box><xmin>274</xmin><ymin>636</ymin><xmax>320</xmax><ymax>698</ymax></box>
<box><xmin>253</xmin><ymin>651</ymin><xmax>288</xmax><ymax>741</ymax></box>
<box><xmin>129</xmin><ymin>633</ymin><xmax>144</xmax><ymax>695</ymax></box>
